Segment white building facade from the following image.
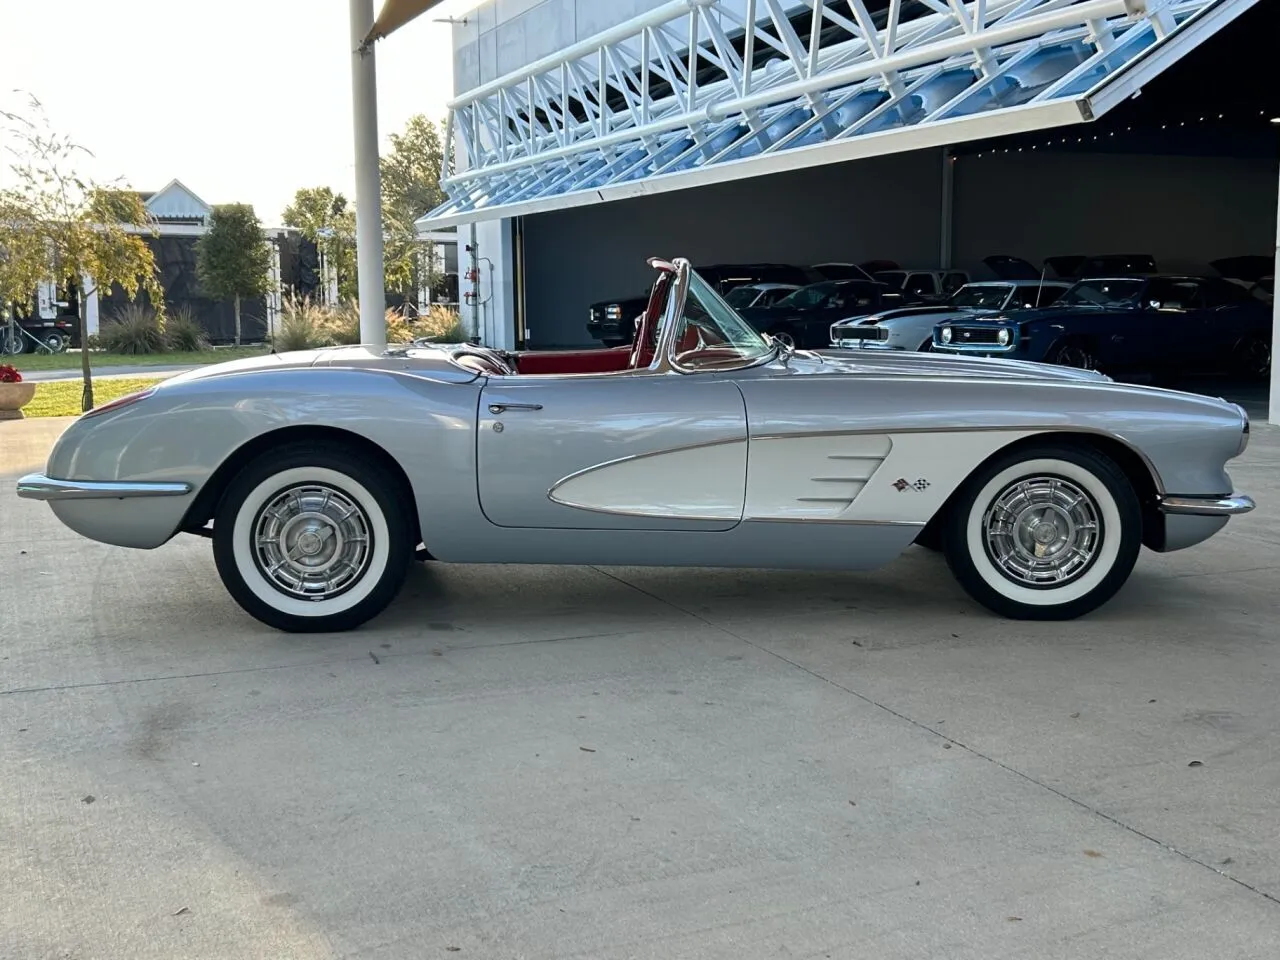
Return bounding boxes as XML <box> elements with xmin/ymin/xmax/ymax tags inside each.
<box><xmin>423</xmin><ymin>0</ymin><xmax>1277</xmax><ymax>418</ymax></box>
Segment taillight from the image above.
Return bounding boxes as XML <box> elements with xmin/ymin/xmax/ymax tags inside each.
<box><xmin>80</xmin><ymin>387</ymin><xmax>157</xmax><ymax>419</ymax></box>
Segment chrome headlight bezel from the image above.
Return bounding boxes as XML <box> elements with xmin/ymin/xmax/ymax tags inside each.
<box><xmin>940</xmin><ymin>326</ymin><xmax>952</xmax><ymax>344</ymax></box>
<box><xmin>996</xmin><ymin>327</ymin><xmax>1012</xmax><ymax>346</ymax></box>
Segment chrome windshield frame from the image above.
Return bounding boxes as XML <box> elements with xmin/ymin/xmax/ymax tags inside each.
<box><xmin>648</xmin><ymin>258</ymin><xmax>780</xmax><ymax>376</ymax></box>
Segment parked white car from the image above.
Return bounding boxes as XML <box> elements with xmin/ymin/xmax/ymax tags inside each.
<box><xmin>830</xmin><ymin>280</ymin><xmax>1072</xmax><ymax>352</ymax></box>
<box><xmin>872</xmin><ymin>267</ymin><xmax>970</xmax><ymax>302</ymax></box>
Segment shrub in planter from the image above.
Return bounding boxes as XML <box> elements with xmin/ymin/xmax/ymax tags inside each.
<box><xmin>98</xmin><ymin>304</ymin><xmax>167</xmax><ymax>355</ymax></box>
<box><xmin>0</xmin><ymin>363</ymin><xmax>35</xmax><ymax>420</ymax></box>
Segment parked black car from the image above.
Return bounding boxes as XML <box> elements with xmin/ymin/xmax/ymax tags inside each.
<box><xmin>737</xmin><ymin>279</ymin><xmax>924</xmax><ymax>349</ymax></box>
<box><xmin>931</xmin><ymin>274</ymin><xmax>1271</xmax><ymax>379</ymax></box>
<box><xmin>587</xmin><ymin>261</ymin><xmax>867</xmax><ymax>346</ymax></box>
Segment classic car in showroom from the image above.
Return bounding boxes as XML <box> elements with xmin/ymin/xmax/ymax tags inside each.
<box><xmin>830</xmin><ymin>278</ymin><xmax>1071</xmax><ymax>353</ymax></box>
<box><xmin>19</xmin><ymin>258</ymin><xmax>1254</xmax><ymax>634</ymax></box>
<box><xmin>931</xmin><ymin>274</ymin><xmax>1273</xmax><ymax>378</ymax></box>
<box><xmin>736</xmin><ymin>278</ymin><xmax>924</xmax><ymax>348</ymax></box>
<box><xmin>586</xmin><ymin>262</ymin><xmax>868</xmax><ymax>346</ymax></box>
<box><xmin>723</xmin><ymin>282</ymin><xmax>801</xmax><ymax>311</ymax></box>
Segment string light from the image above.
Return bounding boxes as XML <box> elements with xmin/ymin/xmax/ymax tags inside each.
<box><xmin>966</xmin><ymin>108</ymin><xmax>1278</xmax><ymax>159</ymax></box>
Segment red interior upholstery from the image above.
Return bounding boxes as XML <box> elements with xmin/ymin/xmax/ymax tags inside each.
<box><xmin>513</xmin><ymin>346</ymin><xmax>634</xmax><ymax>375</ymax></box>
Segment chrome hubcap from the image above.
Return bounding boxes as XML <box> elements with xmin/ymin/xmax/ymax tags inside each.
<box><xmin>252</xmin><ymin>484</ymin><xmax>372</xmax><ymax>600</ymax></box>
<box><xmin>982</xmin><ymin>476</ymin><xmax>1102</xmax><ymax>587</ymax></box>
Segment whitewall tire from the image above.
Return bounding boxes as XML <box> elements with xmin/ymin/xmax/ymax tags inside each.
<box><xmin>213</xmin><ymin>443</ymin><xmax>413</xmax><ymax>632</ymax></box>
<box><xmin>941</xmin><ymin>443</ymin><xmax>1141</xmax><ymax>620</ymax></box>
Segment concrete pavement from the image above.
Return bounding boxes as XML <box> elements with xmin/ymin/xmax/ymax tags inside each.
<box><xmin>3</xmin><ymin>416</ymin><xmax>1278</xmax><ymax>959</ymax></box>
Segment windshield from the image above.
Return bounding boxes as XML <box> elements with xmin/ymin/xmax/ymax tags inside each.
<box><xmin>723</xmin><ymin>285</ymin><xmax>761</xmax><ymax>308</ymax></box>
<box><xmin>950</xmin><ymin>284</ymin><xmax>1013</xmax><ymax>309</ymax></box>
<box><xmin>1057</xmin><ymin>278</ymin><xmax>1146</xmax><ymax>308</ymax></box>
<box><xmin>875</xmin><ymin>271</ymin><xmax>906</xmax><ymax>288</ymax></box>
<box><xmin>777</xmin><ymin>282</ymin><xmax>839</xmax><ymax>310</ymax></box>
<box><xmin>670</xmin><ymin>269</ymin><xmax>774</xmax><ymax>370</ymax></box>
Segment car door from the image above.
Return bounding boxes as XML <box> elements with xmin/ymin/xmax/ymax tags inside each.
<box><xmin>476</xmin><ymin>373</ymin><xmax>749</xmax><ymax>531</ymax></box>
<box><xmin>1139</xmin><ymin>278</ymin><xmax>1204</xmax><ymax>370</ymax></box>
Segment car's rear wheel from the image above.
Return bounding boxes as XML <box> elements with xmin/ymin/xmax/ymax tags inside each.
<box><xmin>1230</xmin><ymin>334</ymin><xmax>1270</xmax><ymax>380</ymax></box>
<box><xmin>941</xmin><ymin>443</ymin><xmax>1141</xmax><ymax>620</ymax></box>
<box><xmin>213</xmin><ymin>442</ymin><xmax>413</xmax><ymax>632</ymax></box>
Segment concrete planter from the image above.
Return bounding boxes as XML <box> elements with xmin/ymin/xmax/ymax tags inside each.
<box><xmin>0</xmin><ymin>381</ymin><xmax>37</xmax><ymax>420</ymax></box>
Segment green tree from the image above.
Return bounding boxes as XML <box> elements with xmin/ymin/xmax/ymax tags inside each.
<box><xmin>0</xmin><ymin>197</ymin><xmax>46</xmax><ymax>350</ymax></box>
<box><xmin>380</xmin><ymin>114</ymin><xmax>450</xmax><ymax>309</ymax></box>
<box><xmin>0</xmin><ymin>94</ymin><xmax>163</xmax><ymax>411</ymax></box>
<box><xmin>196</xmin><ymin>203</ymin><xmax>271</xmax><ymax>346</ymax></box>
<box><xmin>282</xmin><ymin>186</ymin><xmax>357</xmax><ymax>302</ymax></box>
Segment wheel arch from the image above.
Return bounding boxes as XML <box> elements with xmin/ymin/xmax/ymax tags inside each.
<box><xmin>916</xmin><ymin>429</ymin><xmax>1163</xmax><ymax>549</ymax></box>
<box><xmin>180</xmin><ymin>425</ymin><xmax>421</xmax><ymax>546</ymax></box>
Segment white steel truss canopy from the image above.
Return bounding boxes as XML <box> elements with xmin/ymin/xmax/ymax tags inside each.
<box><xmin>416</xmin><ymin>0</ymin><xmax>1259</xmax><ymax>231</ymax></box>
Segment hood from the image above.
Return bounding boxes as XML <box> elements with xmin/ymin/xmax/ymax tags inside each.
<box><xmin>804</xmin><ymin>348</ymin><xmax>1111</xmax><ymax>384</ymax></box>
<box><xmin>939</xmin><ymin>306</ymin><xmax>1086</xmax><ymax>327</ymax></box>
<box><xmin>874</xmin><ymin>307</ymin><xmax>977</xmax><ymax>327</ymax></box>
<box><xmin>832</xmin><ymin>305</ymin><xmax>958</xmax><ymax>328</ymax></box>
<box><xmin>1210</xmin><ymin>256</ymin><xmax>1273</xmax><ymax>284</ymax></box>
<box><xmin>982</xmin><ymin>255</ymin><xmax>1041</xmax><ymax>281</ymax></box>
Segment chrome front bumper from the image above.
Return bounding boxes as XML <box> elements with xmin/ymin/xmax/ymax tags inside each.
<box><xmin>16</xmin><ymin>474</ymin><xmax>193</xmax><ymax>501</ymax></box>
<box><xmin>1157</xmin><ymin>493</ymin><xmax>1255</xmax><ymax>517</ymax></box>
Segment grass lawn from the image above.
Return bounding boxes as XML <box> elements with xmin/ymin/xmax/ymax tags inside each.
<box><xmin>13</xmin><ymin>345</ymin><xmax>269</xmax><ymax>372</ymax></box>
<box><xmin>24</xmin><ymin>377</ymin><xmax>167</xmax><ymax>419</ymax></box>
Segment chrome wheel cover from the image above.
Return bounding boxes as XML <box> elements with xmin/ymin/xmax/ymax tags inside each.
<box><xmin>251</xmin><ymin>483</ymin><xmax>373</xmax><ymax>600</ymax></box>
<box><xmin>982</xmin><ymin>476</ymin><xmax>1103</xmax><ymax>588</ymax></box>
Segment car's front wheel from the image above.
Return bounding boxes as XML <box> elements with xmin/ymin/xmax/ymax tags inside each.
<box><xmin>213</xmin><ymin>442</ymin><xmax>413</xmax><ymax>632</ymax></box>
<box><xmin>1046</xmin><ymin>340</ymin><xmax>1096</xmax><ymax>370</ymax></box>
<box><xmin>941</xmin><ymin>443</ymin><xmax>1141</xmax><ymax>620</ymax></box>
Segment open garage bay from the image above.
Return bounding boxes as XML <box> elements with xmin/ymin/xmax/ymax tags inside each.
<box><xmin>4</xmin><ymin>416</ymin><xmax>1279</xmax><ymax>959</ymax></box>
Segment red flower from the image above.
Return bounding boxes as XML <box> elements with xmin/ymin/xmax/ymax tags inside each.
<box><xmin>0</xmin><ymin>364</ymin><xmax>22</xmax><ymax>383</ymax></box>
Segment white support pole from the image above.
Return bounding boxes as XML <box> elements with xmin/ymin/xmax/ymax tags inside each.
<box><xmin>1269</xmin><ymin>155</ymin><xmax>1279</xmax><ymax>425</ymax></box>
<box><xmin>940</xmin><ymin>146</ymin><xmax>954</xmax><ymax>269</ymax></box>
<box><xmin>350</xmin><ymin>0</ymin><xmax>386</xmax><ymax>348</ymax></box>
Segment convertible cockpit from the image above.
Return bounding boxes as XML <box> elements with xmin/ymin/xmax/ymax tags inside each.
<box><xmin>437</xmin><ymin>259</ymin><xmax>779</xmax><ymax>379</ymax></box>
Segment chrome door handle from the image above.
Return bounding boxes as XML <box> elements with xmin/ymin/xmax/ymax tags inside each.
<box><xmin>488</xmin><ymin>402</ymin><xmax>543</xmax><ymax>414</ymax></box>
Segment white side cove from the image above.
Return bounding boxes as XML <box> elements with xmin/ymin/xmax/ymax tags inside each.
<box><xmin>549</xmin><ymin>440</ymin><xmax>748</xmax><ymax>520</ymax></box>
<box><xmin>548</xmin><ymin>429</ymin><xmax>1034</xmax><ymax>524</ymax></box>
<box><xmin>417</xmin><ymin>0</ymin><xmax>1257</xmax><ymax>231</ymax></box>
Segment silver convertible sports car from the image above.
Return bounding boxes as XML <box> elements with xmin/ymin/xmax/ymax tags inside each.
<box><xmin>18</xmin><ymin>258</ymin><xmax>1255</xmax><ymax>633</ymax></box>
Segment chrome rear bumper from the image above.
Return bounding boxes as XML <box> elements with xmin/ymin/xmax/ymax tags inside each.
<box><xmin>1157</xmin><ymin>493</ymin><xmax>1255</xmax><ymax>517</ymax></box>
<box><xmin>17</xmin><ymin>474</ymin><xmax>193</xmax><ymax>501</ymax></box>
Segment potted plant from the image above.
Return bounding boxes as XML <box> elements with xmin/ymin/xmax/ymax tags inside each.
<box><xmin>0</xmin><ymin>364</ymin><xmax>36</xmax><ymax>420</ymax></box>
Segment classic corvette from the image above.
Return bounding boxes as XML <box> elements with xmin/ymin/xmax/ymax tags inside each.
<box><xmin>18</xmin><ymin>258</ymin><xmax>1255</xmax><ymax>633</ymax></box>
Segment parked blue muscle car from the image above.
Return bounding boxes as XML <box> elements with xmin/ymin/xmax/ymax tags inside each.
<box><xmin>931</xmin><ymin>275</ymin><xmax>1272</xmax><ymax>379</ymax></box>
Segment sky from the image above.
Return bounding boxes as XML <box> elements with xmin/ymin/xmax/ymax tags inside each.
<box><xmin>0</xmin><ymin>0</ymin><xmax>478</xmax><ymax>224</ymax></box>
